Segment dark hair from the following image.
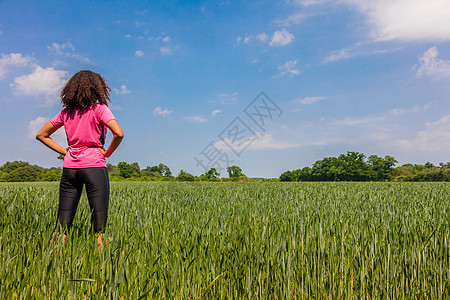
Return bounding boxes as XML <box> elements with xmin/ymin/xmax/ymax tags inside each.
<box><xmin>60</xmin><ymin>70</ymin><xmax>111</xmax><ymax>110</ymax></box>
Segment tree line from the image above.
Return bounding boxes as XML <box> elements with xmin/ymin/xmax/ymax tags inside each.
<box><xmin>0</xmin><ymin>161</ymin><xmax>62</xmax><ymax>182</ymax></box>
<box><xmin>0</xmin><ymin>161</ymin><xmax>250</xmax><ymax>182</ymax></box>
<box><xmin>106</xmin><ymin>162</ymin><xmax>248</xmax><ymax>182</ymax></box>
<box><xmin>1</xmin><ymin>151</ymin><xmax>448</xmax><ymax>182</ymax></box>
<box><xmin>280</xmin><ymin>152</ymin><xmax>449</xmax><ymax>182</ymax></box>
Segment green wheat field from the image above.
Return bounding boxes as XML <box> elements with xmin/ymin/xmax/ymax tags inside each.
<box><xmin>0</xmin><ymin>182</ymin><xmax>449</xmax><ymax>299</ymax></box>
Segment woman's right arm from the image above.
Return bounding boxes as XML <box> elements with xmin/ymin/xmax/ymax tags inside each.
<box><xmin>99</xmin><ymin>119</ymin><xmax>124</xmax><ymax>158</ymax></box>
<box><xmin>36</xmin><ymin>122</ymin><xmax>68</xmax><ymax>156</ymax></box>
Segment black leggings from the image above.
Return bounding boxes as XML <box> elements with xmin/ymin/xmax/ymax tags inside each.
<box><xmin>58</xmin><ymin>167</ymin><xmax>109</xmax><ymax>233</ymax></box>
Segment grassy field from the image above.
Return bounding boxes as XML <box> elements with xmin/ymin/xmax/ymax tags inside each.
<box><xmin>0</xmin><ymin>182</ymin><xmax>449</xmax><ymax>299</ymax></box>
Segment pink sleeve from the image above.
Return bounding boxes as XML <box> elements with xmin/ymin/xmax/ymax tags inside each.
<box><xmin>50</xmin><ymin>110</ymin><xmax>64</xmax><ymax>128</ymax></box>
<box><xmin>98</xmin><ymin>105</ymin><xmax>116</xmax><ymax>125</ymax></box>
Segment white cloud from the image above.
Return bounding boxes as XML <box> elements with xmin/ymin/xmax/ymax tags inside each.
<box><xmin>153</xmin><ymin>106</ymin><xmax>173</xmax><ymax>117</ymax></box>
<box><xmin>285</xmin><ymin>98</ymin><xmax>450</xmax><ymax>163</ymax></box>
<box><xmin>235</xmin><ymin>35</ymin><xmax>251</xmax><ymax>45</ymax></box>
<box><xmin>135</xmin><ymin>50</ymin><xmax>144</xmax><ymax>57</ymax></box>
<box><xmin>162</xmin><ymin>36</ymin><xmax>171</xmax><ymax>42</ymax></box>
<box><xmin>216</xmin><ymin>92</ymin><xmax>238</xmax><ymax>104</ymax></box>
<box><xmin>256</xmin><ymin>33</ymin><xmax>268</xmax><ymax>42</ymax></box>
<box><xmin>332</xmin><ymin>113</ymin><xmax>450</xmax><ymax>164</ymax></box>
<box><xmin>214</xmin><ymin>132</ymin><xmax>299</xmax><ymax>151</ymax></box>
<box><xmin>269</xmin><ymin>29</ymin><xmax>294</xmax><ymax>46</ymax></box>
<box><xmin>342</xmin><ymin>0</ymin><xmax>450</xmax><ymax>41</ymax></box>
<box><xmin>135</xmin><ymin>21</ymin><xmax>145</xmax><ymax>28</ymax></box>
<box><xmin>323</xmin><ymin>47</ymin><xmax>353</xmax><ymax>63</ymax></box>
<box><xmin>278</xmin><ymin>60</ymin><xmax>300</xmax><ymax>76</ymax></box>
<box><xmin>237</xmin><ymin>30</ymin><xmax>293</xmax><ymax>46</ymax></box>
<box><xmin>390</xmin><ymin>108</ymin><xmax>406</xmax><ymax>116</ymax></box>
<box><xmin>299</xmin><ymin>0</ymin><xmax>330</xmax><ymax>6</ymax></box>
<box><xmin>28</xmin><ymin>116</ymin><xmax>67</xmax><ymax>145</ymax></box>
<box><xmin>323</xmin><ymin>42</ymin><xmax>405</xmax><ymax>63</ymax></box>
<box><xmin>294</xmin><ymin>96</ymin><xmax>326</xmax><ymax>104</ymax></box>
<box><xmin>28</xmin><ymin>117</ymin><xmax>49</xmax><ymax>138</ymax></box>
<box><xmin>47</xmin><ymin>42</ymin><xmax>90</xmax><ymax>63</ymax></box>
<box><xmin>69</xmin><ymin>54</ymin><xmax>90</xmax><ymax>63</ymax></box>
<box><xmin>12</xmin><ymin>66</ymin><xmax>68</xmax><ymax>105</ymax></box>
<box><xmin>47</xmin><ymin>42</ymin><xmax>74</xmax><ymax>54</ymax></box>
<box><xmin>388</xmin><ymin>114</ymin><xmax>450</xmax><ymax>153</ymax></box>
<box><xmin>248</xmin><ymin>133</ymin><xmax>299</xmax><ymax>150</ymax></box>
<box><xmin>113</xmin><ymin>85</ymin><xmax>130</xmax><ymax>95</ymax></box>
<box><xmin>425</xmin><ymin>114</ymin><xmax>450</xmax><ymax>127</ymax></box>
<box><xmin>211</xmin><ymin>109</ymin><xmax>221</xmax><ymax>117</ymax></box>
<box><xmin>160</xmin><ymin>47</ymin><xmax>171</xmax><ymax>55</ymax></box>
<box><xmin>274</xmin><ymin>13</ymin><xmax>308</xmax><ymax>27</ymax></box>
<box><xmin>276</xmin><ymin>120</ymin><xmax>353</xmax><ymax>147</ymax></box>
<box><xmin>292</xmin><ymin>0</ymin><xmax>450</xmax><ymax>41</ymax></box>
<box><xmin>390</xmin><ymin>103</ymin><xmax>432</xmax><ymax>115</ymax></box>
<box><xmin>50</xmin><ymin>59</ymin><xmax>70</xmax><ymax>67</ymax></box>
<box><xmin>309</xmin><ymin>108</ymin><xmax>450</xmax><ymax>159</ymax></box>
<box><xmin>417</xmin><ymin>102</ymin><xmax>432</xmax><ymax>112</ymax></box>
<box><xmin>184</xmin><ymin>115</ymin><xmax>207</xmax><ymax>123</ymax></box>
<box><xmin>415</xmin><ymin>46</ymin><xmax>450</xmax><ymax>78</ymax></box>
<box><xmin>333</xmin><ymin>116</ymin><xmax>385</xmax><ymax>126</ymax></box>
<box><xmin>0</xmin><ymin>53</ymin><xmax>32</xmax><ymax>79</ymax></box>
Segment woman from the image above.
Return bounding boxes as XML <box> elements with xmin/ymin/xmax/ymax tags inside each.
<box><xmin>36</xmin><ymin>70</ymin><xmax>123</xmax><ymax>250</ymax></box>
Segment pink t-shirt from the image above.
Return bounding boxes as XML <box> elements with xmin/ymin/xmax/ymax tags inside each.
<box><xmin>50</xmin><ymin>104</ymin><xmax>116</xmax><ymax>168</ymax></box>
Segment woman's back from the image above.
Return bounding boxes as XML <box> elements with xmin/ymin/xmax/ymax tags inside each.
<box><xmin>51</xmin><ymin>104</ymin><xmax>115</xmax><ymax>168</ymax></box>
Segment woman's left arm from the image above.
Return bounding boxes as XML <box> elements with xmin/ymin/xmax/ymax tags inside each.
<box><xmin>36</xmin><ymin>122</ymin><xmax>67</xmax><ymax>156</ymax></box>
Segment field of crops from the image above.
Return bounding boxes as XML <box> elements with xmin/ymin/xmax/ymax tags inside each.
<box><xmin>0</xmin><ymin>182</ymin><xmax>449</xmax><ymax>298</ymax></box>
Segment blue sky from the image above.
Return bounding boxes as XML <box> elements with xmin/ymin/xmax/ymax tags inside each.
<box><xmin>0</xmin><ymin>0</ymin><xmax>449</xmax><ymax>178</ymax></box>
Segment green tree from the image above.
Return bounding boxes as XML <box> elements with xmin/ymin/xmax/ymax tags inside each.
<box><xmin>298</xmin><ymin>167</ymin><xmax>312</xmax><ymax>181</ymax></box>
<box><xmin>227</xmin><ymin>166</ymin><xmax>244</xmax><ymax>178</ymax></box>
<box><xmin>57</xmin><ymin>147</ymin><xmax>70</xmax><ymax>161</ymax></box>
<box><xmin>144</xmin><ymin>163</ymin><xmax>172</xmax><ymax>177</ymax></box>
<box><xmin>280</xmin><ymin>170</ymin><xmax>296</xmax><ymax>182</ymax></box>
<box><xmin>424</xmin><ymin>162</ymin><xmax>435</xmax><ymax>168</ymax></box>
<box><xmin>147</xmin><ymin>165</ymin><xmax>160</xmax><ymax>173</ymax></box>
<box><xmin>176</xmin><ymin>170</ymin><xmax>194</xmax><ymax>181</ymax></box>
<box><xmin>140</xmin><ymin>169</ymin><xmax>162</xmax><ymax>178</ymax></box>
<box><xmin>280</xmin><ymin>152</ymin><xmax>399</xmax><ymax>182</ymax></box>
<box><xmin>392</xmin><ymin>164</ymin><xmax>415</xmax><ymax>181</ymax></box>
<box><xmin>0</xmin><ymin>161</ymin><xmax>44</xmax><ymax>182</ymax></box>
<box><xmin>2</xmin><ymin>166</ymin><xmax>40</xmax><ymax>182</ymax></box>
<box><xmin>0</xmin><ymin>161</ymin><xmax>32</xmax><ymax>173</ymax></box>
<box><xmin>338</xmin><ymin>151</ymin><xmax>371</xmax><ymax>181</ymax></box>
<box><xmin>439</xmin><ymin>162</ymin><xmax>450</xmax><ymax>169</ymax></box>
<box><xmin>107</xmin><ymin>163</ymin><xmax>120</xmax><ymax>176</ymax></box>
<box><xmin>130</xmin><ymin>162</ymin><xmax>141</xmax><ymax>175</ymax></box>
<box><xmin>118</xmin><ymin>162</ymin><xmax>133</xmax><ymax>178</ymax></box>
<box><xmin>195</xmin><ymin>174</ymin><xmax>208</xmax><ymax>181</ymax></box>
<box><xmin>311</xmin><ymin>157</ymin><xmax>341</xmax><ymax>181</ymax></box>
<box><xmin>159</xmin><ymin>163</ymin><xmax>172</xmax><ymax>177</ymax></box>
<box><xmin>368</xmin><ymin>155</ymin><xmax>397</xmax><ymax>180</ymax></box>
<box><xmin>205</xmin><ymin>168</ymin><xmax>219</xmax><ymax>179</ymax></box>
<box><xmin>40</xmin><ymin>169</ymin><xmax>63</xmax><ymax>181</ymax></box>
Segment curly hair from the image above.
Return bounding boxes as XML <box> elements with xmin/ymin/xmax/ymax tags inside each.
<box><xmin>60</xmin><ymin>70</ymin><xmax>111</xmax><ymax>110</ymax></box>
